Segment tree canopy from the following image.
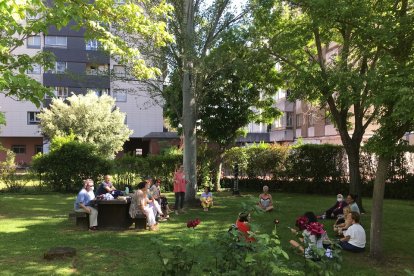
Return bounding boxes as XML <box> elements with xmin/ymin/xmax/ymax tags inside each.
<box><xmin>38</xmin><ymin>92</ymin><xmax>132</xmax><ymax>158</ymax></box>
<box><xmin>0</xmin><ymin>0</ymin><xmax>173</xmax><ymax>106</ymax></box>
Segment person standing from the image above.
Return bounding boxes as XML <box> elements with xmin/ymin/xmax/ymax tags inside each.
<box><xmin>173</xmin><ymin>165</ymin><xmax>186</xmax><ymax>215</ymax></box>
<box><xmin>74</xmin><ymin>179</ymin><xmax>98</xmax><ymax>231</ymax></box>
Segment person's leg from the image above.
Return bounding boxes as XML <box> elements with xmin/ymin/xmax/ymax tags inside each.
<box><xmin>174</xmin><ymin>192</ymin><xmax>179</xmax><ymax>212</ymax></box>
<box><xmin>289</xmin><ymin>240</ymin><xmax>305</xmax><ymax>253</ymax></box>
<box><xmin>179</xmin><ymin>192</ymin><xmax>185</xmax><ymax>210</ymax></box>
<box><xmin>144</xmin><ymin>206</ymin><xmax>157</xmax><ymax>228</ymax></box>
<box><xmin>153</xmin><ymin>200</ymin><xmax>163</xmax><ymax>216</ymax></box>
<box><xmin>339</xmin><ymin>241</ymin><xmax>365</xmax><ymax>252</ymax></box>
<box><xmin>88</xmin><ymin>207</ymin><xmax>98</xmax><ymax>227</ymax></box>
<box><xmin>266</xmin><ymin>205</ymin><xmax>274</xmax><ymax>212</ymax></box>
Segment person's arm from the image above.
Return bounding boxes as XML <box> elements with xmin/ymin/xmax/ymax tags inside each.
<box><xmin>340</xmin><ymin>235</ymin><xmax>350</xmax><ymax>242</ymax></box>
<box><xmin>78</xmin><ymin>203</ymin><xmax>91</xmax><ymax>214</ymax></box>
<box><xmin>268</xmin><ymin>194</ymin><xmax>273</xmax><ymax>205</ymax></box>
<box><xmin>258</xmin><ymin>194</ymin><xmax>263</xmax><ymax>207</ymax></box>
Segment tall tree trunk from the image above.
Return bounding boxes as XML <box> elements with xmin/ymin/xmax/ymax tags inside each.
<box><xmin>370</xmin><ymin>155</ymin><xmax>391</xmax><ymax>260</ymax></box>
<box><xmin>213</xmin><ymin>153</ymin><xmax>224</xmax><ymax>191</ymax></box>
<box><xmin>344</xmin><ymin>143</ymin><xmax>364</xmax><ymax>212</ymax></box>
<box><xmin>182</xmin><ymin>0</ymin><xmax>197</xmax><ymax>201</ymax></box>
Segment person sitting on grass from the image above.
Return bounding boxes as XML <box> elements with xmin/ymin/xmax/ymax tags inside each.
<box><xmin>129</xmin><ymin>181</ymin><xmax>158</xmax><ymax>231</ymax></box>
<box><xmin>74</xmin><ymin>179</ymin><xmax>98</xmax><ymax>231</ymax></box>
<box><xmin>200</xmin><ymin>186</ymin><xmax>213</xmax><ymax>211</ymax></box>
<box><xmin>346</xmin><ymin>194</ymin><xmax>360</xmax><ymax>214</ymax></box>
<box><xmin>322</xmin><ymin>193</ymin><xmax>347</xmax><ymax>219</ymax></box>
<box><xmin>333</xmin><ymin>206</ymin><xmax>352</xmax><ymax>236</ymax></box>
<box><xmin>339</xmin><ymin>212</ymin><xmax>366</xmax><ymax>252</ymax></box>
<box><xmin>289</xmin><ymin>212</ymin><xmax>332</xmax><ymax>259</ymax></box>
<box><xmin>258</xmin><ymin>185</ymin><xmax>274</xmax><ymax>212</ymax></box>
<box><xmin>236</xmin><ymin>212</ymin><xmax>256</xmax><ymax>243</ymax></box>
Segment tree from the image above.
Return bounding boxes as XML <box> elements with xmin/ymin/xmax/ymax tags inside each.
<box><xmin>0</xmin><ymin>0</ymin><xmax>172</xmax><ymax>106</ymax></box>
<box><xmin>38</xmin><ymin>92</ymin><xmax>132</xmax><ymax>158</ymax></box>
<box><xmin>250</xmin><ymin>0</ymin><xmax>385</xmax><ymax>210</ymax></box>
<box><xmin>196</xmin><ymin>28</ymin><xmax>281</xmax><ymax>190</ymax></box>
<box><xmin>365</xmin><ymin>0</ymin><xmax>414</xmax><ymax>259</ymax></box>
<box><xmin>149</xmin><ymin>0</ymin><xmax>248</xmax><ymax>200</ymax></box>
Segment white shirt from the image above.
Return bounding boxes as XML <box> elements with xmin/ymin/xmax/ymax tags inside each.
<box><xmin>345</xmin><ymin>223</ymin><xmax>366</xmax><ymax>248</ymax></box>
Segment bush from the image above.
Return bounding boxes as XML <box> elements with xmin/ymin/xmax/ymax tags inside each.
<box><xmin>287</xmin><ymin>144</ymin><xmax>347</xmax><ymax>182</ymax></box>
<box><xmin>111</xmin><ymin>152</ymin><xmax>182</xmax><ymax>191</ymax></box>
<box><xmin>31</xmin><ymin>141</ymin><xmax>111</xmax><ymax>192</ymax></box>
<box><xmin>0</xmin><ymin>148</ymin><xmax>27</xmax><ymax>192</ymax></box>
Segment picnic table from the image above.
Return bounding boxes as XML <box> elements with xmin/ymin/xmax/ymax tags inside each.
<box><xmin>91</xmin><ymin>198</ymin><xmax>133</xmax><ymax>230</ymax></box>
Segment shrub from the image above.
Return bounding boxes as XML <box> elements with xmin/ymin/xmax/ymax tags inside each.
<box><xmin>31</xmin><ymin>141</ymin><xmax>111</xmax><ymax>192</ymax></box>
<box><xmin>111</xmin><ymin>152</ymin><xmax>182</xmax><ymax>191</ymax></box>
<box><xmin>287</xmin><ymin>144</ymin><xmax>347</xmax><ymax>182</ymax></box>
<box><xmin>0</xmin><ymin>148</ymin><xmax>27</xmax><ymax>192</ymax></box>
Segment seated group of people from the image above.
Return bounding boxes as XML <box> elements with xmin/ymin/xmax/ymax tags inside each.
<box><xmin>74</xmin><ymin>175</ymin><xmax>171</xmax><ymax>231</ymax></box>
<box><xmin>289</xmin><ymin>193</ymin><xmax>365</xmax><ymax>256</ymax></box>
<box><xmin>73</xmin><ymin>175</ymin><xmax>131</xmax><ymax>231</ymax></box>
<box><xmin>129</xmin><ymin>179</ymin><xmax>171</xmax><ymax>231</ymax></box>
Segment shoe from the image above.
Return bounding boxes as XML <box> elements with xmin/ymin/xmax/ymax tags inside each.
<box><xmin>89</xmin><ymin>226</ymin><xmax>97</xmax><ymax>231</ymax></box>
<box><xmin>159</xmin><ymin>217</ymin><xmax>168</xmax><ymax>222</ymax></box>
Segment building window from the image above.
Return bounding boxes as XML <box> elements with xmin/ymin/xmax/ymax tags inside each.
<box><xmin>112</xmin><ymin>90</ymin><xmax>127</xmax><ymax>102</ymax></box>
<box><xmin>86</xmin><ymin>64</ymin><xmax>108</xmax><ymax>75</ymax></box>
<box><xmin>286</xmin><ymin>112</ymin><xmax>293</xmax><ymax>128</ymax></box>
<box><xmin>27</xmin><ymin>36</ymin><xmax>41</xmax><ymax>48</ymax></box>
<box><xmin>44</xmin><ymin>36</ymin><xmax>67</xmax><ymax>48</ymax></box>
<box><xmin>27</xmin><ymin>111</ymin><xmax>41</xmax><ymax>125</ymax></box>
<box><xmin>308</xmin><ymin>114</ymin><xmax>315</xmax><ymax>126</ymax></box>
<box><xmin>89</xmin><ymin>88</ymin><xmax>109</xmax><ymax>97</ymax></box>
<box><xmin>12</xmin><ymin>145</ymin><xmax>26</xmax><ymax>154</ymax></box>
<box><xmin>27</xmin><ymin>64</ymin><xmax>41</xmax><ymax>74</ymax></box>
<box><xmin>296</xmin><ymin>114</ymin><xmax>303</xmax><ymax>127</ymax></box>
<box><xmin>113</xmin><ymin>65</ymin><xmax>126</xmax><ymax>77</ymax></box>
<box><xmin>47</xmin><ymin>62</ymin><xmax>67</xmax><ymax>74</ymax></box>
<box><xmin>274</xmin><ymin>117</ymin><xmax>282</xmax><ymax>128</ymax></box>
<box><xmin>55</xmin><ymin>87</ymin><xmax>69</xmax><ymax>99</ymax></box>
<box><xmin>85</xmin><ymin>39</ymin><xmax>99</xmax><ymax>50</ymax></box>
<box><xmin>35</xmin><ymin>145</ymin><xmax>43</xmax><ymax>154</ymax></box>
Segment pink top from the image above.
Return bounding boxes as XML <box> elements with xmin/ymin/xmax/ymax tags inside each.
<box><xmin>173</xmin><ymin>171</ymin><xmax>186</xmax><ymax>192</ymax></box>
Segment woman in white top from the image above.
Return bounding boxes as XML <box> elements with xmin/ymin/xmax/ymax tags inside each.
<box><xmin>339</xmin><ymin>212</ymin><xmax>366</xmax><ymax>252</ymax></box>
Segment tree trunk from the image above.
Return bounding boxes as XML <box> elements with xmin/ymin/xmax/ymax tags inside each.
<box><xmin>182</xmin><ymin>0</ymin><xmax>197</xmax><ymax>201</ymax></box>
<box><xmin>370</xmin><ymin>155</ymin><xmax>391</xmax><ymax>260</ymax></box>
<box><xmin>344</xmin><ymin>144</ymin><xmax>364</xmax><ymax>212</ymax></box>
<box><xmin>213</xmin><ymin>156</ymin><xmax>223</xmax><ymax>192</ymax></box>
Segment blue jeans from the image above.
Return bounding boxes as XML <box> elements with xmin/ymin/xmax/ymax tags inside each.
<box><xmin>340</xmin><ymin>241</ymin><xmax>365</xmax><ymax>252</ymax></box>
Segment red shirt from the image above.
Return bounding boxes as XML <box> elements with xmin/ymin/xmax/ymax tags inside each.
<box><xmin>236</xmin><ymin>220</ymin><xmax>256</xmax><ymax>242</ymax></box>
<box><xmin>173</xmin><ymin>171</ymin><xmax>186</xmax><ymax>193</ymax></box>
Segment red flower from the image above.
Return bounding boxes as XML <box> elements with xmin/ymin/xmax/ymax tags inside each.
<box><xmin>186</xmin><ymin>218</ymin><xmax>201</xmax><ymax>228</ymax></box>
<box><xmin>295</xmin><ymin>216</ymin><xmax>309</xmax><ymax>231</ymax></box>
<box><xmin>306</xmin><ymin>222</ymin><xmax>326</xmax><ymax>236</ymax></box>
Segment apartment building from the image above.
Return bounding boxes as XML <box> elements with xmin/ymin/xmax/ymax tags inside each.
<box><xmin>0</xmin><ymin>22</ymin><xmax>164</xmax><ymax>165</ymax></box>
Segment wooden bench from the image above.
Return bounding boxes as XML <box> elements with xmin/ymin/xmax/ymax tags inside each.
<box><xmin>133</xmin><ymin>213</ymin><xmax>147</xmax><ymax>231</ymax></box>
<box><xmin>69</xmin><ymin>211</ymin><xmax>89</xmax><ymax>229</ymax></box>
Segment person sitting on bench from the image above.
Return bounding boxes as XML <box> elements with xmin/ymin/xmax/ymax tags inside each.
<box><xmin>129</xmin><ymin>181</ymin><xmax>158</xmax><ymax>231</ymax></box>
<box><xmin>96</xmin><ymin>175</ymin><xmax>123</xmax><ymax>198</ymax></box>
<box><xmin>74</xmin><ymin>179</ymin><xmax>98</xmax><ymax>231</ymax></box>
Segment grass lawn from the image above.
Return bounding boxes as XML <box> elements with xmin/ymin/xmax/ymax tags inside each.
<box><xmin>0</xmin><ymin>191</ymin><xmax>413</xmax><ymax>275</ymax></box>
